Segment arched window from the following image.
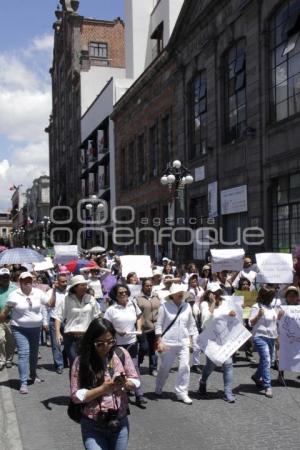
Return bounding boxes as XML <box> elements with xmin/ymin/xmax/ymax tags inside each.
<box><xmin>224</xmin><ymin>39</ymin><xmax>247</xmax><ymax>142</ymax></box>
<box><xmin>188</xmin><ymin>71</ymin><xmax>207</xmax><ymax>159</ymax></box>
<box><xmin>270</xmin><ymin>0</ymin><xmax>300</xmax><ymax>121</ymax></box>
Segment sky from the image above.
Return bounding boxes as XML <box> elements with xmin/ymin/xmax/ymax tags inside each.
<box><xmin>0</xmin><ymin>0</ymin><xmax>124</xmax><ymax>212</ymax></box>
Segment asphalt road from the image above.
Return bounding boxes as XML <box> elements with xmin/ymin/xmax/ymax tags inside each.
<box><xmin>1</xmin><ymin>346</ymin><xmax>300</xmax><ymax>450</ymax></box>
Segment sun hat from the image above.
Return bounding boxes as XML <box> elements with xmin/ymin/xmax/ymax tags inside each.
<box><xmin>0</xmin><ymin>268</ymin><xmax>10</xmax><ymax>276</ymax></box>
<box><xmin>285</xmin><ymin>286</ymin><xmax>299</xmax><ymax>297</ymax></box>
<box><xmin>19</xmin><ymin>271</ymin><xmax>33</xmax><ymax>280</ymax></box>
<box><xmin>207</xmin><ymin>282</ymin><xmax>223</xmax><ymax>293</ymax></box>
<box><xmin>152</xmin><ymin>269</ymin><xmax>162</xmax><ymax>277</ymax></box>
<box><xmin>164</xmin><ymin>283</ymin><xmax>190</xmax><ymax>300</ymax></box>
<box><xmin>69</xmin><ymin>275</ymin><xmax>88</xmax><ymax>289</ymax></box>
<box><xmin>202</xmin><ymin>265</ymin><xmax>210</xmax><ymax>271</ymax></box>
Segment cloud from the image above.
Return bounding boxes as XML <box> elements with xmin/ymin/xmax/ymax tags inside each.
<box><xmin>31</xmin><ymin>34</ymin><xmax>54</xmax><ymax>52</ymax></box>
<box><xmin>0</xmin><ymin>33</ymin><xmax>52</xmax><ymax>211</ymax></box>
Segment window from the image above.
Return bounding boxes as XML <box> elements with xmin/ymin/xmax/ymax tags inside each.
<box><xmin>272</xmin><ymin>173</ymin><xmax>300</xmax><ymax>252</ymax></box>
<box><xmin>224</xmin><ymin>40</ymin><xmax>247</xmax><ymax>142</ymax></box>
<box><xmin>137</xmin><ymin>134</ymin><xmax>146</xmax><ymax>184</ymax></box>
<box><xmin>190</xmin><ymin>197</ymin><xmax>209</xmax><ymax>260</ymax></box>
<box><xmin>161</xmin><ymin>113</ymin><xmax>172</xmax><ymax>169</ymax></box>
<box><xmin>189</xmin><ymin>71</ymin><xmax>207</xmax><ymax>159</ymax></box>
<box><xmin>127</xmin><ymin>142</ymin><xmax>135</xmax><ymax>188</ymax></box>
<box><xmin>89</xmin><ymin>42</ymin><xmax>108</xmax><ymax>59</ymax></box>
<box><xmin>149</xmin><ymin>122</ymin><xmax>159</xmax><ymax>177</ymax></box>
<box><xmin>270</xmin><ymin>1</ymin><xmax>300</xmax><ymax>121</ymax></box>
<box><xmin>121</xmin><ymin>148</ymin><xmax>126</xmax><ymax>189</ymax></box>
<box><xmin>151</xmin><ymin>22</ymin><xmax>164</xmax><ymax>60</ymax></box>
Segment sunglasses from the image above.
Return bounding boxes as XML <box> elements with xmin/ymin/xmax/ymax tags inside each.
<box><xmin>117</xmin><ymin>291</ymin><xmax>128</xmax><ymax>296</ymax></box>
<box><xmin>94</xmin><ymin>339</ymin><xmax>116</xmax><ymax>348</ymax></box>
<box><xmin>26</xmin><ymin>297</ymin><xmax>32</xmax><ymax>309</ymax></box>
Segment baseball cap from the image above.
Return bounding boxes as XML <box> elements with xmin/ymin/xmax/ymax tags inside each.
<box><xmin>19</xmin><ymin>272</ymin><xmax>33</xmax><ymax>280</ymax></box>
<box><xmin>0</xmin><ymin>268</ymin><xmax>10</xmax><ymax>276</ymax></box>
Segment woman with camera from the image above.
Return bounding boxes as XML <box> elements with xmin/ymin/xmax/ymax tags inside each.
<box><xmin>71</xmin><ymin>317</ymin><xmax>140</xmax><ymax>450</ymax></box>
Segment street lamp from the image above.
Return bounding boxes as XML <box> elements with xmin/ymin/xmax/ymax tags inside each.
<box><xmin>84</xmin><ymin>196</ymin><xmax>105</xmax><ymax>250</ymax></box>
<box><xmin>160</xmin><ymin>160</ymin><xmax>194</xmax><ymax>262</ymax></box>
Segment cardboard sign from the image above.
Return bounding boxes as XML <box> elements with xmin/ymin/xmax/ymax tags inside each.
<box><xmin>256</xmin><ymin>253</ymin><xmax>293</xmax><ymax>284</ymax></box>
<box><xmin>53</xmin><ymin>245</ymin><xmax>78</xmax><ymax>264</ymax></box>
<box><xmin>197</xmin><ymin>315</ymin><xmax>251</xmax><ymax>366</ymax></box>
<box><xmin>279</xmin><ymin>305</ymin><xmax>300</xmax><ymax>372</ymax></box>
<box><xmin>211</xmin><ymin>248</ymin><xmax>245</xmax><ymax>273</ymax></box>
<box><xmin>120</xmin><ymin>255</ymin><xmax>153</xmax><ymax>278</ymax></box>
<box><xmin>234</xmin><ymin>290</ymin><xmax>258</xmax><ymax>308</ymax></box>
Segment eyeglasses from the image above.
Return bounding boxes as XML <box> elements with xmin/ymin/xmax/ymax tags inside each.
<box><xmin>117</xmin><ymin>291</ymin><xmax>128</xmax><ymax>296</ymax></box>
<box><xmin>94</xmin><ymin>339</ymin><xmax>116</xmax><ymax>348</ymax></box>
<box><xmin>26</xmin><ymin>297</ymin><xmax>32</xmax><ymax>309</ymax></box>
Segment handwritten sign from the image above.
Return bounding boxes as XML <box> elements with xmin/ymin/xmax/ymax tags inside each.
<box><xmin>197</xmin><ymin>315</ymin><xmax>252</xmax><ymax>366</ymax></box>
<box><xmin>211</xmin><ymin>248</ymin><xmax>245</xmax><ymax>273</ymax></box>
<box><xmin>279</xmin><ymin>305</ymin><xmax>300</xmax><ymax>372</ymax></box>
<box><xmin>256</xmin><ymin>253</ymin><xmax>293</xmax><ymax>284</ymax></box>
<box><xmin>120</xmin><ymin>255</ymin><xmax>153</xmax><ymax>278</ymax></box>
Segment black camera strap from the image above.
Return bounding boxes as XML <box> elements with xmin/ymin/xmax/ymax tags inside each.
<box><xmin>161</xmin><ymin>304</ymin><xmax>184</xmax><ymax>338</ymax></box>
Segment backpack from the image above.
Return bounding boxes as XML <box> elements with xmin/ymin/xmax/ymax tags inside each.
<box><xmin>67</xmin><ymin>347</ymin><xmax>125</xmax><ymax>423</ymax></box>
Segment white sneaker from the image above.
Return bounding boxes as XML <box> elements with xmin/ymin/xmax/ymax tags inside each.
<box><xmin>177</xmin><ymin>393</ymin><xmax>193</xmax><ymax>405</ymax></box>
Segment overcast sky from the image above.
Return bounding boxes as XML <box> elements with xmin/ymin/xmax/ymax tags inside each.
<box><xmin>0</xmin><ymin>0</ymin><xmax>124</xmax><ymax>212</ymax></box>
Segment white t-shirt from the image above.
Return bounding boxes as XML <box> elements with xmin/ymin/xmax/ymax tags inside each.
<box><xmin>104</xmin><ymin>301</ymin><xmax>141</xmax><ymax>346</ymax></box>
<box><xmin>155</xmin><ymin>301</ymin><xmax>196</xmax><ymax>346</ymax></box>
<box><xmin>47</xmin><ymin>288</ymin><xmax>66</xmax><ymax>319</ymax></box>
<box><xmin>7</xmin><ymin>287</ymin><xmax>49</xmax><ymax>328</ymax></box>
<box><xmin>55</xmin><ymin>293</ymin><xmax>100</xmax><ymax>333</ymax></box>
<box><xmin>200</xmin><ymin>301</ymin><xmax>231</xmax><ymax>330</ymax></box>
<box><xmin>88</xmin><ymin>279</ymin><xmax>103</xmax><ymax>299</ymax></box>
<box><xmin>249</xmin><ymin>303</ymin><xmax>278</xmax><ymax>339</ymax></box>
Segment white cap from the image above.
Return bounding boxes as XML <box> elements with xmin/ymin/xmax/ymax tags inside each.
<box><xmin>0</xmin><ymin>268</ymin><xmax>10</xmax><ymax>276</ymax></box>
<box><xmin>19</xmin><ymin>271</ymin><xmax>33</xmax><ymax>280</ymax></box>
<box><xmin>207</xmin><ymin>282</ymin><xmax>223</xmax><ymax>293</ymax></box>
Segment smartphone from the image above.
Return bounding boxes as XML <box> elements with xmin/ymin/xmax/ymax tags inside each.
<box><xmin>114</xmin><ymin>373</ymin><xmax>125</xmax><ymax>384</ymax></box>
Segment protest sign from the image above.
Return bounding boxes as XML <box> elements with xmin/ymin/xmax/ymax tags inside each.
<box><xmin>256</xmin><ymin>253</ymin><xmax>293</xmax><ymax>284</ymax></box>
<box><xmin>33</xmin><ymin>258</ymin><xmax>54</xmax><ymax>272</ymax></box>
<box><xmin>279</xmin><ymin>305</ymin><xmax>300</xmax><ymax>372</ymax></box>
<box><xmin>223</xmin><ymin>296</ymin><xmax>244</xmax><ymax>322</ymax></box>
<box><xmin>120</xmin><ymin>255</ymin><xmax>153</xmax><ymax>278</ymax></box>
<box><xmin>233</xmin><ymin>290</ymin><xmax>258</xmax><ymax>319</ymax></box>
<box><xmin>53</xmin><ymin>245</ymin><xmax>78</xmax><ymax>264</ymax></box>
<box><xmin>211</xmin><ymin>249</ymin><xmax>245</xmax><ymax>273</ymax></box>
<box><xmin>197</xmin><ymin>315</ymin><xmax>251</xmax><ymax>366</ymax></box>
<box><xmin>127</xmin><ymin>284</ymin><xmax>142</xmax><ymax>300</ymax></box>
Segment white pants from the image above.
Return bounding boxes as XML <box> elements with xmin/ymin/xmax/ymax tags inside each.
<box><xmin>192</xmin><ymin>334</ymin><xmax>201</xmax><ymax>366</ymax></box>
<box><xmin>155</xmin><ymin>345</ymin><xmax>190</xmax><ymax>395</ymax></box>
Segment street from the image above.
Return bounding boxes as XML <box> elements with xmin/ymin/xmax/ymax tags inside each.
<box><xmin>1</xmin><ymin>346</ymin><xmax>300</xmax><ymax>450</ymax></box>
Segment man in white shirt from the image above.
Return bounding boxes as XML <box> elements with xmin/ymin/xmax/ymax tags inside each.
<box><xmin>155</xmin><ymin>284</ymin><xmax>196</xmax><ymax>405</ymax></box>
<box><xmin>47</xmin><ymin>274</ymin><xmax>68</xmax><ymax>374</ymax></box>
<box><xmin>232</xmin><ymin>257</ymin><xmax>258</xmax><ymax>290</ymax></box>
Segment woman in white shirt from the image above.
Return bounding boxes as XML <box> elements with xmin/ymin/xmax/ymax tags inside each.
<box><xmin>198</xmin><ymin>284</ymin><xmax>237</xmax><ymax>403</ymax></box>
<box><xmin>104</xmin><ymin>283</ymin><xmax>146</xmax><ymax>407</ymax></box>
<box><xmin>0</xmin><ymin>272</ymin><xmax>54</xmax><ymax>394</ymax></box>
<box><xmin>55</xmin><ymin>275</ymin><xmax>100</xmax><ymax>370</ymax></box>
<box><xmin>155</xmin><ymin>284</ymin><xmax>196</xmax><ymax>405</ymax></box>
<box><xmin>249</xmin><ymin>286</ymin><xmax>282</xmax><ymax>398</ymax></box>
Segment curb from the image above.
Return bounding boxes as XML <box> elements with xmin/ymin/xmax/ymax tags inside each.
<box><xmin>0</xmin><ymin>367</ymin><xmax>23</xmax><ymax>450</ymax></box>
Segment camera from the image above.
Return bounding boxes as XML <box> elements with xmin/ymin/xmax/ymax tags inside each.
<box><xmin>114</xmin><ymin>372</ymin><xmax>125</xmax><ymax>384</ymax></box>
<box><xmin>105</xmin><ymin>409</ymin><xmax>121</xmax><ymax>433</ymax></box>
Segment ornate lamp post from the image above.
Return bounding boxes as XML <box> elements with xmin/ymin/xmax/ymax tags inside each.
<box><xmin>160</xmin><ymin>160</ymin><xmax>194</xmax><ymax>261</ymax></box>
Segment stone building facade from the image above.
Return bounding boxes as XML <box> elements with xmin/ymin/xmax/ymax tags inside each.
<box><xmin>113</xmin><ymin>0</ymin><xmax>300</xmax><ymax>261</ymax></box>
<box><xmin>47</xmin><ymin>0</ymin><xmax>125</xmax><ymax>243</ymax></box>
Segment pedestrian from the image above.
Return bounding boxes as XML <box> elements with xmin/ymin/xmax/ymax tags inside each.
<box><xmin>47</xmin><ymin>274</ymin><xmax>68</xmax><ymax>374</ymax></box>
<box><xmin>71</xmin><ymin>317</ymin><xmax>140</xmax><ymax>450</ymax></box>
<box><xmin>0</xmin><ymin>268</ymin><xmax>16</xmax><ymax>370</ymax></box>
<box><xmin>188</xmin><ymin>274</ymin><xmax>203</xmax><ymax>374</ymax></box>
<box><xmin>155</xmin><ymin>283</ymin><xmax>196</xmax><ymax>404</ymax></box>
<box><xmin>249</xmin><ymin>285</ymin><xmax>281</xmax><ymax>398</ymax></box>
<box><xmin>55</xmin><ymin>275</ymin><xmax>100</xmax><ymax>369</ymax></box>
<box><xmin>126</xmin><ymin>272</ymin><xmax>139</xmax><ymax>285</ymax></box>
<box><xmin>198</xmin><ymin>284</ymin><xmax>236</xmax><ymax>403</ymax></box>
<box><xmin>136</xmin><ymin>278</ymin><xmax>161</xmax><ymax>376</ymax></box>
<box><xmin>104</xmin><ymin>284</ymin><xmax>146</xmax><ymax>407</ymax></box>
<box><xmin>0</xmin><ymin>272</ymin><xmax>55</xmax><ymax>394</ymax></box>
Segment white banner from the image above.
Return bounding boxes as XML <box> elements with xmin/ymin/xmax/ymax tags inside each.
<box><xmin>120</xmin><ymin>255</ymin><xmax>153</xmax><ymax>278</ymax></box>
<box><xmin>197</xmin><ymin>315</ymin><xmax>252</xmax><ymax>366</ymax></box>
<box><xmin>211</xmin><ymin>248</ymin><xmax>245</xmax><ymax>273</ymax></box>
<box><xmin>221</xmin><ymin>185</ymin><xmax>247</xmax><ymax>215</ymax></box>
<box><xmin>279</xmin><ymin>305</ymin><xmax>300</xmax><ymax>372</ymax></box>
<box><xmin>208</xmin><ymin>181</ymin><xmax>218</xmax><ymax>218</ymax></box>
<box><xmin>256</xmin><ymin>253</ymin><xmax>293</xmax><ymax>284</ymax></box>
<box><xmin>53</xmin><ymin>245</ymin><xmax>78</xmax><ymax>264</ymax></box>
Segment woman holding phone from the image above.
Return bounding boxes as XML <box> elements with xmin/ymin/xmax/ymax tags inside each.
<box><xmin>70</xmin><ymin>318</ymin><xmax>139</xmax><ymax>450</ymax></box>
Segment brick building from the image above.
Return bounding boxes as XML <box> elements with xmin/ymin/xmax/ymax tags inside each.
<box><xmin>47</xmin><ymin>0</ymin><xmax>125</xmax><ymax>244</ymax></box>
<box><xmin>112</xmin><ymin>0</ymin><xmax>300</xmax><ymax>262</ymax></box>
